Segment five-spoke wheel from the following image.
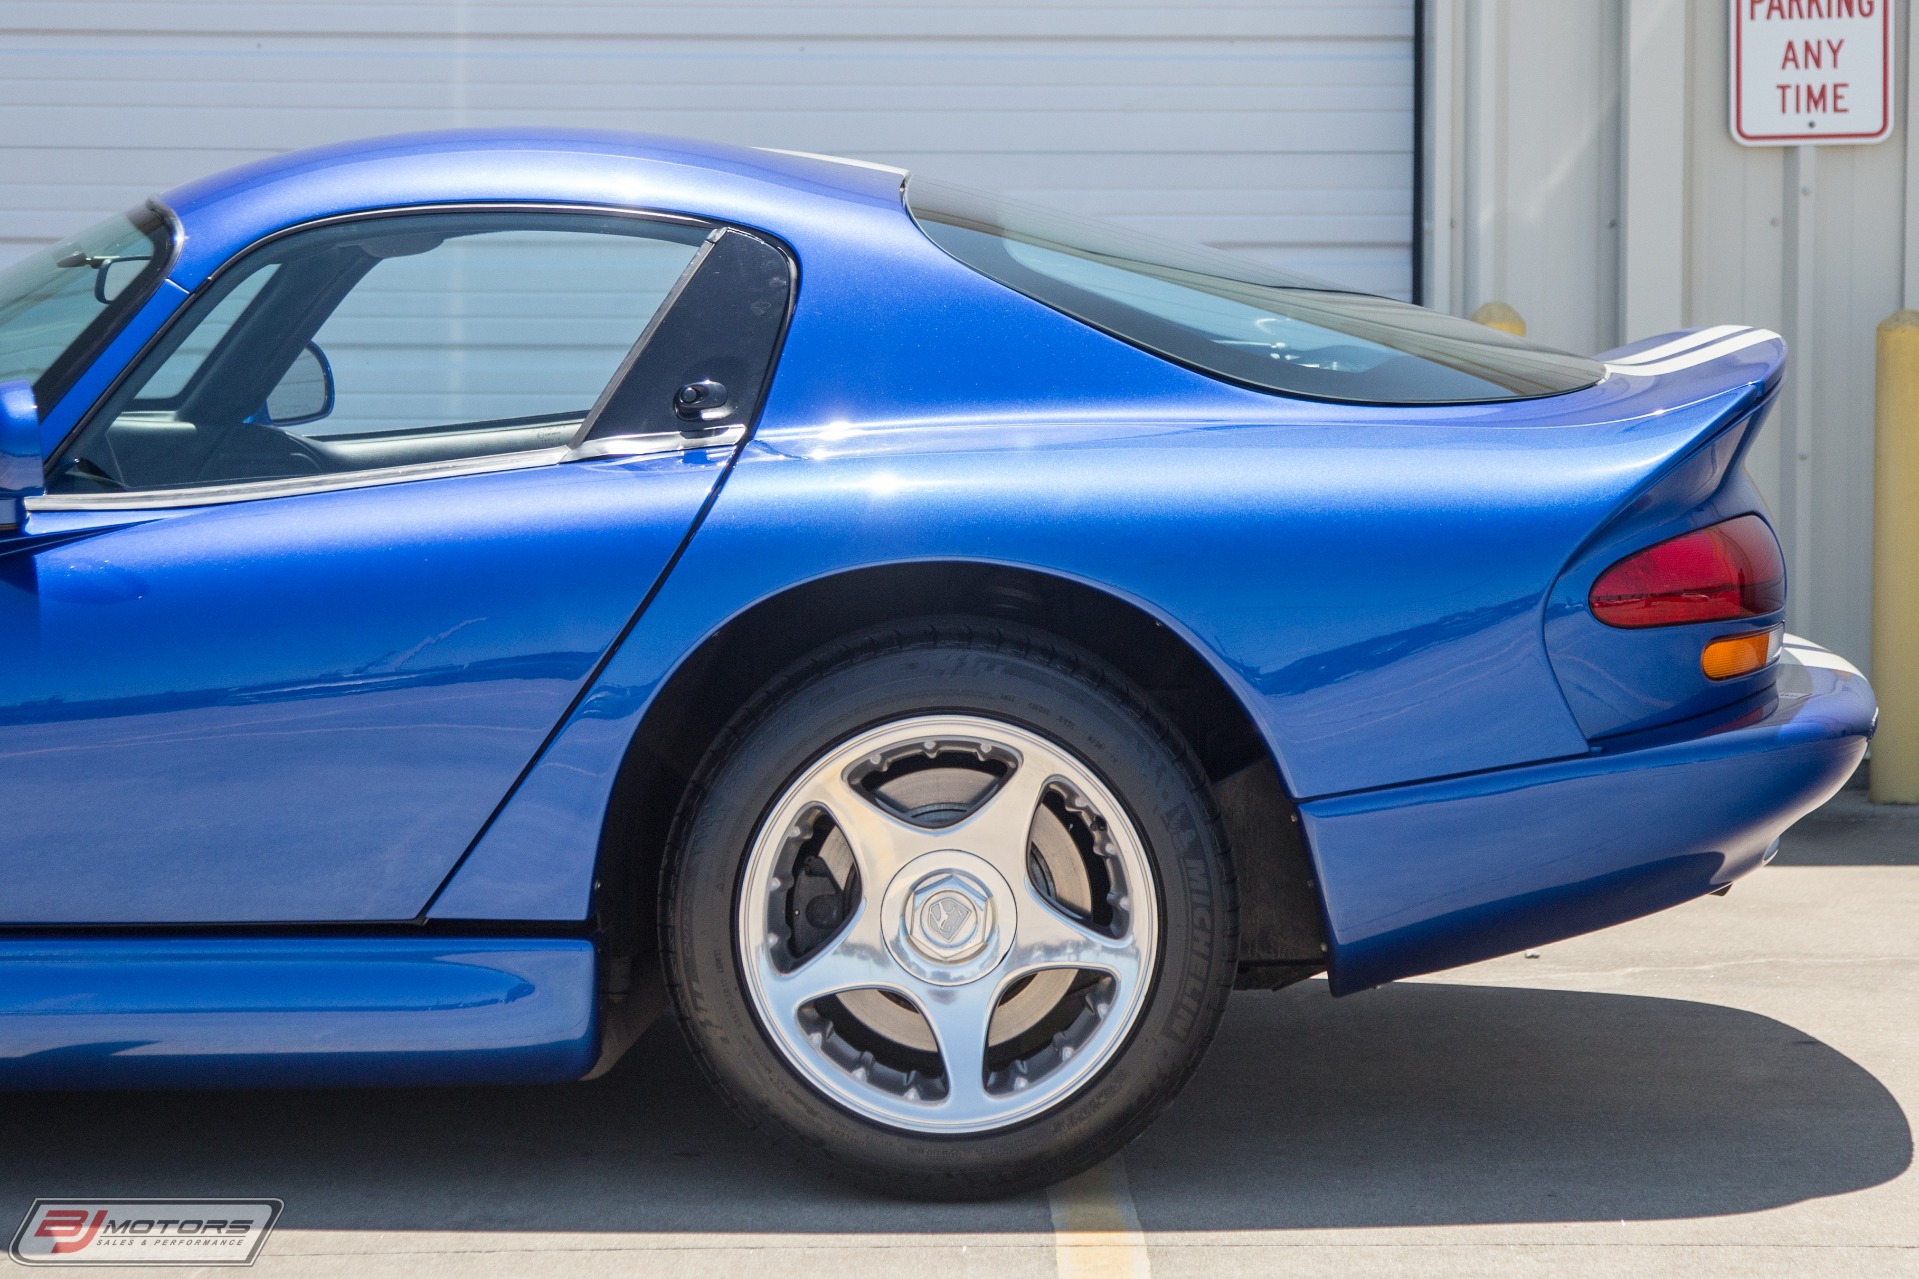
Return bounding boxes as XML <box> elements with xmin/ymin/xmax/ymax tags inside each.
<box><xmin>738</xmin><ymin>714</ymin><xmax>1157</xmax><ymax>1132</ymax></box>
<box><xmin>663</xmin><ymin>622</ymin><xmax>1236</xmax><ymax>1196</ymax></box>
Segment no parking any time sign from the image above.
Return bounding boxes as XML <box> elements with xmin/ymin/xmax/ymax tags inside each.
<box><xmin>1731</xmin><ymin>0</ymin><xmax>1892</xmax><ymax>145</ymax></box>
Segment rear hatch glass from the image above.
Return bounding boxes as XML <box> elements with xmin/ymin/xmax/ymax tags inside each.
<box><xmin>906</xmin><ymin>177</ymin><xmax>1604</xmax><ymax>406</ymax></box>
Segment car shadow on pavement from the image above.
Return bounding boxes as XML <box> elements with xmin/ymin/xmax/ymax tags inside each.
<box><xmin>1129</xmin><ymin>979</ymin><xmax>1911</xmax><ymax>1228</ymax></box>
<box><xmin>0</xmin><ymin>980</ymin><xmax>1904</xmax><ymax>1236</ymax></box>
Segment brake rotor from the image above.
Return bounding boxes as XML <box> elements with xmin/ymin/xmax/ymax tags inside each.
<box><xmin>826</xmin><ymin>761</ymin><xmax>1091</xmax><ymax>1054</ymax></box>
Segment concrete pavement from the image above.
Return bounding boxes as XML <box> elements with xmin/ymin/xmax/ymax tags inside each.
<box><xmin>0</xmin><ymin>777</ymin><xmax>1912</xmax><ymax>1277</ymax></box>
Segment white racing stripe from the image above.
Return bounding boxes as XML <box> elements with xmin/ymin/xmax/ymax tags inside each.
<box><xmin>1049</xmin><ymin>1157</ymin><xmax>1152</xmax><ymax>1279</ymax></box>
<box><xmin>1603</xmin><ymin>328</ymin><xmax>1779</xmax><ymax>378</ymax></box>
<box><xmin>1606</xmin><ymin>324</ymin><xmax>1750</xmax><ymax>367</ymax></box>
<box><xmin>1782</xmin><ymin>633</ymin><xmax>1864</xmax><ymax>677</ymax></box>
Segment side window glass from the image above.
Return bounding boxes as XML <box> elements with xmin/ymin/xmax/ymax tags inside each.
<box><xmin>50</xmin><ymin>212</ymin><xmax>709</xmax><ymax>496</ymax></box>
<box><xmin>136</xmin><ymin>266</ymin><xmax>279</xmax><ymax>402</ymax></box>
<box><xmin>303</xmin><ymin>229</ymin><xmax>701</xmax><ymax>444</ymax></box>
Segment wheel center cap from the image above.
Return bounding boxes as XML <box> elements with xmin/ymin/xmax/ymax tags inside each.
<box><xmin>883</xmin><ymin>853</ymin><xmax>1016</xmax><ymax>985</ymax></box>
<box><xmin>911</xmin><ymin>882</ymin><xmax>988</xmax><ymax>960</ymax></box>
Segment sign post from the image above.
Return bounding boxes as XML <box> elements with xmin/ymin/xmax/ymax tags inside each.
<box><xmin>1731</xmin><ymin>0</ymin><xmax>1892</xmax><ymax>146</ymax></box>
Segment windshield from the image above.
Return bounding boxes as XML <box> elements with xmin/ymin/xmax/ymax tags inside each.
<box><xmin>905</xmin><ymin>177</ymin><xmax>1604</xmax><ymax>405</ymax></box>
<box><xmin>0</xmin><ymin>205</ymin><xmax>171</xmax><ymax>411</ymax></box>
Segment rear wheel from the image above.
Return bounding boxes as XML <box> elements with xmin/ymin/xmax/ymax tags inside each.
<box><xmin>661</xmin><ymin>621</ymin><xmax>1237</xmax><ymax>1196</ymax></box>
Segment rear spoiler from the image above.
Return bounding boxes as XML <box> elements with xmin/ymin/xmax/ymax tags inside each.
<box><xmin>1599</xmin><ymin>325</ymin><xmax>1784</xmax><ymax>383</ymax></box>
<box><xmin>1566</xmin><ymin>325</ymin><xmax>1785</xmax><ymax>548</ymax></box>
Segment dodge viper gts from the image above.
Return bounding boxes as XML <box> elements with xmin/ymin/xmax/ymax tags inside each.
<box><xmin>0</xmin><ymin>130</ymin><xmax>1875</xmax><ymax>1196</ymax></box>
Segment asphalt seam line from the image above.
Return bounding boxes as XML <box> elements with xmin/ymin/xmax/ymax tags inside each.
<box><xmin>1048</xmin><ymin>1156</ymin><xmax>1151</xmax><ymax>1279</ymax></box>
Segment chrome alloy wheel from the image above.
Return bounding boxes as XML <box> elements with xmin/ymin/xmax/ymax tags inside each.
<box><xmin>737</xmin><ymin>714</ymin><xmax>1160</xmax><ymax>1135</ymax></box>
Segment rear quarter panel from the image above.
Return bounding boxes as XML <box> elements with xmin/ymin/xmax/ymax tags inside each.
<box><xmin>433</xmin><ymin>316</ymin><xmax>1777</xmax><ymax>920</ymax></box>
<box><xmin>433</xmin><ymin>174</ymin><xmax>1786</xmax><ymax>922</ymax></box>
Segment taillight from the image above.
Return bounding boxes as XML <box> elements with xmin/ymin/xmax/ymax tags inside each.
<box><xmin>1589</xmin><ymin>514</ymin><xmax>1785</xmax><ymax>628</ymax></box>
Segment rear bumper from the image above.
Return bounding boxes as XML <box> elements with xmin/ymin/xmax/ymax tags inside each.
<box><xmin>1302</xmin><ymin>636</ymin><xmax>1875</xmax><ymax>994</ymax></box>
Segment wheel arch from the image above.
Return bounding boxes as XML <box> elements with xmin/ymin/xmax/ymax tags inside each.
<box><xmin>592</xmin><ymin>560</ymin><xmax>1327</xmax><ymax>988</ymax></box>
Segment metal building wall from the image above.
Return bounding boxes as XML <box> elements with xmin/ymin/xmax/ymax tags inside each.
<box><xmin>1426</xmin><ymin>0</ymin><xmax>1911</xmax><ymax>671</ymax></box>
<box><xmin>0</xmin><ymin>2</ymin><xmax>1415</xmax><ymax>294</ymax></box>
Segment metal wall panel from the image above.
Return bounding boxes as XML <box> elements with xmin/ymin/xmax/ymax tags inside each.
<box><xmin>1426</xmin><ymin>0</ymin><xmax>1624</xmax><ymax>355</ymax></box>
<box><xmin>0</xmin><ymin>1</ymin><xmax>1415</xmax><ymax>295</ymax></box>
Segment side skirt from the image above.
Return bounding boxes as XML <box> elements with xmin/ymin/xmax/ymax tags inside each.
<box><xmin>0</xmin><ymin>936</ymin><xmax>597</xmax><ymax>1089</ymax></box>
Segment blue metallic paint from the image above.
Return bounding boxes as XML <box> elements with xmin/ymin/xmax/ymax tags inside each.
<box><xmin>0</xmin><ymin>131</ymin><xmax>1878</xmax><ymax>1081</ymax></box>
<box><xmin>0</xmin><ymin>937</ymin><xmax>596</xmax><ymax>1088</ymax></box>
<box><xmin>439</xmin><ymin>346</ymin><xmax>1791</xmax><ymax>920</ymax></box>
<box><xmin>1303</xmin><ymin>652</ymin><xmax>1871</xmax><ymax>993</ymax></box>
<box><xmin>3</xmin><ymin>450</ymin><xmax>731</xmax><ymax>922</ymax></box>
<box><xmin>1541</xmin><ymin>403</ymin><xmax>1786</xmax><ymax>739</ymax></box>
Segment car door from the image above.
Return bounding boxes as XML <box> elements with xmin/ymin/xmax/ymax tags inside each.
<box><xmin>0</xmin><ymin>208</ymin><xmax>790</xmax><ymax>923</ymax></box>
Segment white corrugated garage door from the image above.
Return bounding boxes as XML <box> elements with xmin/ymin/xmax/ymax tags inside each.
<box><xmin>0</xmin><ymin>2</ymin><xmax>1414</xmax><ymax>296</ymax></box>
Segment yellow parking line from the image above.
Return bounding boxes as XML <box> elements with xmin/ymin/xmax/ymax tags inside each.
<box><xmin>1047</xmin><ymin>1156</ymin><xmax>1151</xmax><ymax>1279</ymax></box>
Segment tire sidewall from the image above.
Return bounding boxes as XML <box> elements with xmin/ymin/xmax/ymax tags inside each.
<box><xmin>664</xmin><ymin>627</ymin><xmax>1235</xmax><ymax>1193</ymax></box>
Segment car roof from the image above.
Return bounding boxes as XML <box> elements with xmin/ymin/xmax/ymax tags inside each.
<box><xmin>156</xmin><ymin>128</ymin><xmax>910</xmax><ymax>287</ymax></box>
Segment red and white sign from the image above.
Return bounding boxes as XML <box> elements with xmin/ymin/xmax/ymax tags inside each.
<box><xmin>10</xmin><ymin>1200</ymin><xmax>281</xmax><ymax>1267</ymax></box>
<box><xmin>1731</xmin><ymin>0</ymin><xmax>1892</xmax><ymax>145</ymax></box>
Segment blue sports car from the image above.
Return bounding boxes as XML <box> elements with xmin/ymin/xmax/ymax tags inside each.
<box><xmin>0</xmin><ymin>131</ymin><xmax>1875</xmax><ymax>1196</ymax></box>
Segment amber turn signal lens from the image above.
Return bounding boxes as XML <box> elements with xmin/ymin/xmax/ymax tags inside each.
<box><xmin>1701</xmin><ymin>625</ymin><xmax>1783</xmax><ymax>680</ymax></box>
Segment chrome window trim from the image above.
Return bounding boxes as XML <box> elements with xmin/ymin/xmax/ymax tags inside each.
<box><xmin>29</xmin><ymin>426</ymin><xmax>741</xmax><ymax>512</ymax></box>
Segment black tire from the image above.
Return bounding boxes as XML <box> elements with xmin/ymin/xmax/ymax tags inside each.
<box><xmin>660</xmin><ymin>618</ymin><xmax>1238</xmax><ymax>1198</ymax></box>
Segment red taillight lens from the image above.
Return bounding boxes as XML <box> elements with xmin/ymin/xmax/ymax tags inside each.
<box><xmin>1589</xmin><ymin>514</ymin><xmax>1785</xmax><ymax>628</ymax></box>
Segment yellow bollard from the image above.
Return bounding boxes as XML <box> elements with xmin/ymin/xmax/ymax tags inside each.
<box><xmin>1470</xmin><ymin>301</ymin><xmax>1526</xmax><ymax>336</ymax></box>
<box><xmin>1872</xmin><ymin>309</ymin><xmax>1919</xmax><ymax>803</ymax></box>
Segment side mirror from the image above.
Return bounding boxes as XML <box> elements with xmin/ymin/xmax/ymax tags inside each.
<box><xmin>0</xmin><ymin>379</ymin><xmax>43</xmax><ymax>531</ymax></box>
<box><xmin>261</xmin><ymin>342</ymin><xmax>335</xmax><ymax>427</ymax></box>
